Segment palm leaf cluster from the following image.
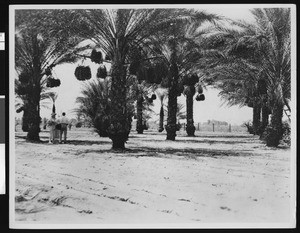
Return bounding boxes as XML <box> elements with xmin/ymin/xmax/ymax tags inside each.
<box><xmin>65</xmin><ymin>8</ymin><xmax>220</xmax><ymax>145</ymax></box>
<box><xmin>202</xmin><ymin>8</ymin><xmax>291</xmax><ymax>147</ymax></box>
<box><xmin>14</xmin><ymin>7</ymin><xmax>291</xmax><ymax>148</ymax></box>
<box><xmin>15</xmin><ymin>9</ymin><xmax>90</xmax><ymax>141</ymax></box>
<box><xmin>75</xmin><ymin>77</ymin><xmax>136</xmax><ymax>138</ymax></box>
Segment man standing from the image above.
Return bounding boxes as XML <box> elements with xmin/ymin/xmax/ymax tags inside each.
<box><xmin>58</xmin><ymin>112</ymin><xmax>69</xmax><ymax>144</ymax></box>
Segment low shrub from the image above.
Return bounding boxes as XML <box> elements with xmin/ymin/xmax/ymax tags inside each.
<box><xmin>75</xmin><ymin>122</ymin><xmax>82</xmax><ymax>128</ymax></box>
<box><xmin>260</xmin><ymin>121</ymin><xmax>290</xmax><ymax>147</ymax></box>
<box><xmin>280</xmin><ymin>121</ymin><xmax>291</xmax><ymax>146</ymax></box>
<box><xmin>261</xmin><ymin>125</ymin><xmax>283</xmax><ymax>147</ymax></box>
<box><xmin>93</xmin><ymin>115</ymin><xmax>109</xmax><ymax>137</ymax></box>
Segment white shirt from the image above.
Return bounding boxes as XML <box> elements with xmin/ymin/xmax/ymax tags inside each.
<box><xmin>59</xmin><ymin>116</ymin><xmax>69</xmax><ymax>125</ymax></box>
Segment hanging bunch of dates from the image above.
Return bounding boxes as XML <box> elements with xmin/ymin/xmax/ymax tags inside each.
<box><xmin>182</xmin><ymin>74</ymin><xmax>199</xmax><ymax>86</ymax></box>
<box><xmin>90</xmin><ymin>49</ymin><xmax>103</xmax><ymax>64</ymax></box>
<box><xmin>74</xmin><ymin>65</ymin><xmax>92</xmax><ymax>81</ymax></box>
<box><xmin>195</xmin><ymin>93</ymin><xmax>205</xmax><ymax>101</ymax></box>
<box><xmin>195</xmin><ymin>80</ymin><xmax>205</xmax><ymax>101</ymax></box>
<box><xmin>46</xmin><ymin>76</ymin><xmax>61</xmax><ymax>88</ymax></box>
<box><xmin>96</xmin><ymin>64</ymin><xmax>108</xmax><ymax>79</ymax></box>
<box><xmin>145</xmin><ymin>93</ymin><xmax>157</xmax><ymax>104</ymax></box>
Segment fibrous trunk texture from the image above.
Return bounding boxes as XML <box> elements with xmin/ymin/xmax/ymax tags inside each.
<box><xmin>186</xmin><ymin>91</ymin><xmax>195</xmax><ymax>136</ymax></box>
<box><xmin>136</xmin><ymin>93</ymin><xmax>144</xmax><ymax>134</ymax></box>
<box><xmin>266</xmin><ymin>104</ymin><xmax>284</xmax><ymax>147</ymax></box>
<box><xmin>252</xmin><ymin>102</ymin><xmax>261</xmax><ymax>135</ymax></box>
<box><xmin>108</xmin><ymin>61</ymin><xmax>130</xmax><ymax>150</ymax></box>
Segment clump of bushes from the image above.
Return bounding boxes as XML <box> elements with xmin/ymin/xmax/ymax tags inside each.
<box><xmin>260</xmin><ymin>121</ymin><xmax>290</xmax><ymax>147</ymax></box>
<box><xmin>75</xmin><ymin>79</ymin><xmax>135</xmax><ymax>140</ymax></box>
<box><xmin>93</xmin><ymin>115</ymin><xmax>110</xmax><ymax>137</ymax></box>
<box><xmin>261</xmin><ymin>125</ymin><xmax>283</xmax><ymax>147</ymax></box>
<box><xmin>75</xmin><ymin>122</ymin><xmax>82</xmax><ymax>128</ymax></box>
<box><xmin>165</xmin><ymin>123</ymin><xmax>181</xmax><ymax>132</ymax></box>
<box><xmin>280</xmin><ymin>121</ymin><xmax>291</xmax><ymax>146</ymax></box>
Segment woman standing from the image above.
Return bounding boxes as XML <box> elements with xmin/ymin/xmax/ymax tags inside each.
<box><xmin>48</xmin><ymin>113</ymin><xmax>57</xmax><ymax>143</ymax></box>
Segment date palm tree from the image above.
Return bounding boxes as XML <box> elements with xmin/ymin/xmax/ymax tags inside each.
<box><xmin>150</xmin><ymin>12</ymin><xmax>219</xmax><ymax>140</ymax></box>
<box><xmin>195</xmin><ymin>19</ymin><xmax>265</xmax><ymax>135</ymax></box>
<box><xmin>126</xmin><ymin>47</ymin><xmax>161</xmax><ymax>134</ymax></box>
<box><xmin>251</xmin><ymin>8</ymin><xmax>291</xmax><ymax>147</ymax></box>
<box><xmin>15</xmin><ymin>10</ymin><xmax>87</xmax><ymax>141</ymax></box>
<box><xmin>66</xmin><ymin>8</ymin><xmax>218</xmax><ymax>148</ymax></box>
<box><xmin>209</xmin><ymin>57</ymin><xmax>265</xmax><ymax>135</ymax></box>
<box><xmin>207</xmin><ymin>8</ymin><xmax>291</xmax><ymax>146</ymax></box>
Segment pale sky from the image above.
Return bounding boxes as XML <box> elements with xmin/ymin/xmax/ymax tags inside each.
<box><xmin>17</xmin><ymin>6</ymin><xmax>259</xmax><ymax>125</ymax></box>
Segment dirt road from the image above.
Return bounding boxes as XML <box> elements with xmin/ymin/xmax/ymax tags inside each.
<box><xmin>12</xmin><ymin>129</ymin><xmax>293</xmax><ymax>227</ymax></box>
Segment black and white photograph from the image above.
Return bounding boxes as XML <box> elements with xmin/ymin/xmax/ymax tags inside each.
<box><xmin>9</xmin><ymin>4</ymin><xmax>296</xmax><ymax>228</ymax></box>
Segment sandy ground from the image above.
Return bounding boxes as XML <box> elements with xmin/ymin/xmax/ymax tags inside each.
<box><xmin>12</xmin><ymin>128</ymin><xmax>293</xmax><ymax>227</ymax></box>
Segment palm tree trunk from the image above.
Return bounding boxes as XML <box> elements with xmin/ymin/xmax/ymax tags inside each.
<box><xmin>136</xmin><ymin>93</ymin><xmax>144</xmax><ymax>134</ymax></box>
<box><xmin>108</xmin><ymin>61</ymin><xmax>130</xmax><ymax>150</ymax></box>
<box><xmin>186</xmin><ymin>90</ymin><xmax>195</xmax><ymax>136</ymax></box>
<box><xmin>166</xmin><ymin>62</ymin><xmax>178</xmax><ymax>140</ymax></box>
<box><xmin>158</xmin><ymin>104</ymin><xmax>164</xmax><ymax>132</ymax></box>
<box><xmin>266</xmin><ymin>103</ymin><xmax>284</xmax><ymax>147</ymax></box>
<box><xmin>259</xmin><ymin>104</ymin><xmax>269</xmax><ymax>138</ymax></box>
<box><xmin>26</xmin><ymin>93</ymin><xmax>41</xmax><ymax>141</ymax></box>
<box><xmin>52</xmin><ymin>103</ymin><xmax>56</xmax><ymax>114</ymax></box>
<box><xmin>166</xmin><ymin>90</ymin><xmax>177</xmax><ymax>140</ymax></box>
<box><xmin>22</xmin><ymin>109</ymin><xmax>29</xmax><ymax>132</ymax></box>
<box><xmin>252</xmin><ymin>101</ymin><xmax>261</xmax><ymax>135</ymax></box>
<box><xmin>26</xmin><ymin>50</ymin><xmax>42</xmax><ymax>142</ymax></box>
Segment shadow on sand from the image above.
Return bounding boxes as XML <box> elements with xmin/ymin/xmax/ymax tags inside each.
<box><xmin>73</xmin><ymin>146</ymin><xmax>258</xmax><ymax>159</ymax></box>
<box><xmin>132</xmin><ymin>132</ymin><xmax>252</xmax><ymax>138</ymax></box>
<box><xmin>137</xmin><ymin>138</ymin><xmax>257</xmax><ymax>145</ymax></box>
<box><xmin>16</xmin><ymin>135</ymin><xmax>111</xmax><ymax>146</ymax></box>
<box><xmin>16</xmin><ymin>133</ymin><xmax>288</xmax><ymax>158</ymax></box>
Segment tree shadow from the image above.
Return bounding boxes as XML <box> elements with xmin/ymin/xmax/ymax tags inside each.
<box><xmin>66</xmin><ymin>140</ymin><xmax>111</xmax><ymax>146</ymax></box>
<box><xmin>132</xmin><ymin>132</ymin><xmax>255</xmax><ymax>139</ymax></box>
<box><xmin>135</xmin><ymin>133</ymin><xmax>257</xmax><ymax>144</ymax></box>
<box><xmin>77</xmin><ymin>146</ymin><xmax>257</xmax><ymax>159</ymax></box>
<box><xmin>137</xmin><ymin>138</ymin><xmax>257</xmax><ymax>144</ymax></box>
<box><xmin>191</xmin><ymin>134</ymin><xmax>254</xmax><ymax>139</ymax></box>
<box><xmin>180</xmin><ymin>139</ymin><xmax>256</xmax><ymax>144</ymax></box>
<box><xmin>15</xmin><ymin>135</ymin><xmax>111</xmax><ymax>146</ymax></box>
<box><xmin>128</xmin><ymin>147</ymin><xmax>257</xmax><ymax>157</ymax></box>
